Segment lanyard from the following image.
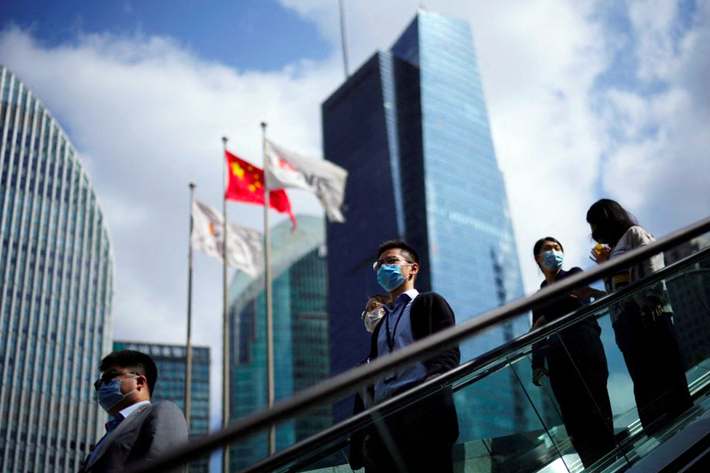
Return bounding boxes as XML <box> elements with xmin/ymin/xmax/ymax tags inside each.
<box><xmin>385</xmin><ymin>299</ymin><xmax>408</xmax><ymax>352</ymax></box>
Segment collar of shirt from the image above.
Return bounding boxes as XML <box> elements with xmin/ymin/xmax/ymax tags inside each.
<box><xmin>385</xmin><ymin>289</ymin><xmax>419</xmax><ymax>313</ymax></box>
<box><xmin>119</xmin><ymin>400</ymin><xmax>151</xmax><ymax>419</ymax></box>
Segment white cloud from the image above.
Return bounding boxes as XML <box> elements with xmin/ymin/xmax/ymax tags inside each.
<box><xmin>470</xmin><ymin>1</ymin><xmax>609</xmax><ymax>290</ymax></box>
<box><xmin>0</xmin><ymin>25</ymin><xmax>342</xmax><ymax>432</ymax></box>
<box><xmin>599</xmin><ymin>0</ymin><xmax>710</xmax><ymax>234</ymax></box>
<box><xmin>627</xmin><ymin>0</ymin><xmax>679</xmax><ymax>81</ymax></box>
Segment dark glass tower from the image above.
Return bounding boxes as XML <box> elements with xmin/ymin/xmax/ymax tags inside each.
<box><xmin>112</xmin><ymin>341</ymin><xmax>211</xmax><ymax>473</ymax></box>
<box><xmin>228</xmin><ymin>216</ymin><xmax>330</xmax><ymax>469</ymax></box>
<box><xmin>322</xmin><ymin>11</ymin><xmax>534</xmax><ymax>439</ymax></box>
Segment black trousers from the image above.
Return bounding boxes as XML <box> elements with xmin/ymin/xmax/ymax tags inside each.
<box><xmin>361</xmin><ymin>390</ymin><xmax>458</xmax><ymax>473</ymax></box>
<box><xmin>614</xmin><ymin>310</ymin><xmax>692</xmax><ymax>434</ymax></box>
<box><xmin>548</xmin><ymin>325</ymin><xmax>616</xmax><ymax>467</ymax></box>
<box><xmin>362</xmin><ymin>422</ymin><xmax>454</xmax><ymax>473</ymax></box>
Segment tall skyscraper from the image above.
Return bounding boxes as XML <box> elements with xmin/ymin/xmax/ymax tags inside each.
<box><xmin>0</xmin><ymin>64</ymin><xmax>114</xmax><ymax>472</ymax></box>
<box><xmin>322</xmin><ymin>11</ymin><xmax>534</xmax><ymax>439</ymax></box>
<box><xmin>113</xmin><ymin>341</ymin><xmax>211</xmax><ymax>473</ymax></box>
<box><xmin>228</xmin><ymin>215</ymin><xmax>329</xmax><ymax>469</ymax></box>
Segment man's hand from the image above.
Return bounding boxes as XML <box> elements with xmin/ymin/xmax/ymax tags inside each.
<box><xmin>642</xmin><ymin>296</ymin><xmax>664</xmax><ymax>324</ymax></box>
<box><xmin>532</xmin><ymin>368</ymin><xmax>547</xmax><ymax>387</ymax></box>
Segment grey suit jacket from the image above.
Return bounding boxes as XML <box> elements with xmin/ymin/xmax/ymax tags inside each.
<box><xmin>81</xmin><ymin>401</ymin><xmax>188</xmax><ymax>473</ymax></box>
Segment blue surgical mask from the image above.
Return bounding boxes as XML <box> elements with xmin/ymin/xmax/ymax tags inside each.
<box><xmin>98</xmin><ymin>376</ymin><xmax>137</xmax><ymax>412</ymax></box>
<box><xmin>542</xmin><ymin>250</ymin><xmax>564</xmax><ymax>271</ymax></box>
<box><xmin>377</xmin><ymin>264</ymin><xmax>407</xmax><ymax>292</ymax></box>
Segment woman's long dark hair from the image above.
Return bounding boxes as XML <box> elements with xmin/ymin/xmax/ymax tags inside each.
<box><xmin>586</xmin><ymin>199</ymin><xmax>638</xmax><ymax>246</ymax></box>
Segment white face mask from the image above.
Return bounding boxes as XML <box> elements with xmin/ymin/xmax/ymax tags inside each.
<box><xmin>363</xmin><ymin>307</ymin><xmax>386</xmax><ymax>333</ymax></box>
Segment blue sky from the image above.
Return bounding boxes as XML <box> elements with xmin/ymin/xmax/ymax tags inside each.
<box><xmin>1</xmin><ymin>0</ymin><xmax>709</xmax><ymax>471</ymax></box>
<box><xmin>1</xmin><ymin>0</ymin><xmax>330</xmax><ymax>71</ymax></box>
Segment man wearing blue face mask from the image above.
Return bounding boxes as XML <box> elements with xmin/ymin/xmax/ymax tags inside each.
<box><xmin>529</xmin><ymin>237</ymin><xmax>614</xmax><ymax>467</ymax></box>
<box><xmin>360</xmin><ymin>240</ymin><xmax>460</xmax><ymax>473</ymax></box>
<box><xmin>81</xmin><ymin>350</ymin><xmax>188</xmax><ymax>473</ymax></box>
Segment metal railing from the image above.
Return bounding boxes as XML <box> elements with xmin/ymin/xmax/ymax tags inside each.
<box><xmin>126</xmin><ymin>215</ymin><xmax>710</xmax><ymax>473</ymax></box>
<box><xmin>240</xmin><ymin>241</ymin><xmax>710</xmax><ymax>473</ymax></box>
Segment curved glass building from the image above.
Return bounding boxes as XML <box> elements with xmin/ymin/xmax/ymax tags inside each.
<box><xmin>0</xmin><ymin>64</ymin><xmax>114</xmax><ymax>472</ymax></box>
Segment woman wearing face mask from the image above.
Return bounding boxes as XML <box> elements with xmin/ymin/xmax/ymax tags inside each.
<box><xmin>362</xmin><ymin>294</ymin><xmax>390</xmax><ymax>334</ymax></box>
<box><xmin>587</xmin><ymin>199</ymin><xmax>692</xmax><ymax>435</ymax></box>
<box><xmin>530</xmin><ymin>237</ymin><xmax>616</xmax><ymax>467</ymax></box>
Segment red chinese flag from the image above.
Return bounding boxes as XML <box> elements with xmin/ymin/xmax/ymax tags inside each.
<box><xmin>224</xmin><ymin>150</ymin><xmax>297</xmax><ymax>227</ymax></box>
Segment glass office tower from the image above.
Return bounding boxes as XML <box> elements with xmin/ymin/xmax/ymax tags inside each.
<box><xmin>322</xmin><ymin>11</ymin><xmax>535</xmax><ymax>439</ymax></box>
<box><xmin>228</xmin><ymin>215</ymin><xmax>329</xmax><ymax>469</ymax></box>
<box><xmin>0</xmin><ymin>64</ymin><xmax>114</xmax><ymax>472</ymax></box>
<box><xmin>113</xmin><ymin>341</ymin><xmax>211</xmax><ymax>473</ymax></box>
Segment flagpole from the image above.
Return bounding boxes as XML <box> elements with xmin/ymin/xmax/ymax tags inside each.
<box><xmin>185</xmin><ymin>182</ymin><xmax>196</xmax><ymax>473</ymax></box>
<box><xmin>338</xmin><ymin>0</ymin><xmax>350</xmax><ymax>78</ymax></box>
<box><xmin>261</xmin><ymin>122</ymin><xmax>276</xmax><ymax>455</ymax></box>
<box><xmin>221</xmin><ymin>136</ymin><xmax>231</xmax><ymax>473</ymax></box>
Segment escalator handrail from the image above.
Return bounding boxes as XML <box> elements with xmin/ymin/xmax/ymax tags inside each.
<box><xmin>124</xmin><ymin>215</ymin><xmax>710</xmax><ymax>473</ymax></box>
<box><xmin>237</xmin><ymin>241</ymin><xmax>710</xmax><ymax>473</ymax></box>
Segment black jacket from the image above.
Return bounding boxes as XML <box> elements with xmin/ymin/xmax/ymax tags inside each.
<box><xmin>531</xmin><ymin>268</ymin><xmax>601</xmax><ymax>371</ymax></box>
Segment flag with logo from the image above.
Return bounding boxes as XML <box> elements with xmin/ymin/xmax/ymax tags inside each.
<box><xmin>191</xmin><ymin>199</ymin><xmax>263</xmax><ymax>276</ymax></box>
<box><xmin>264</xmin><ymin>139</ymin><xmax>348</xmax><ymax>222</ymax></box>
<box><xmin>224</xmin><ymin>150</ymin><xmax>297</xmax><ymax>227</ymax></box>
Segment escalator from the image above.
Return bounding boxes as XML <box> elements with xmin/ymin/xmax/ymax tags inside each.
<box><xmin>243</xmin><ymin>236</ymin><xmax>710</xmax><ymax>473</ymax></box>
<box><xmin>125</xmin><ymin>217</ymin><xmax>710</xmax><ymax>473</ymax></box>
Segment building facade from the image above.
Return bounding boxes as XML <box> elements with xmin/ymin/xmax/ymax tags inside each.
<box><xmin>228</xmin><ymin>215</ymin><xmax>329</xmax><ymax>470</ymax></box>
<box><xmin>322</xmin><ymin>11</ymin><xmax>536</xmax><ymax>440</ymax></box>
<box><xmin>113</xmin><ymin>341</ymin><xmax>211</xmax><ymax>473</ymax></box>
<box><xmin>664</xmin><ymin>236</ymin><xmax>710</xmax><ymax>368</ymax></box>
<box><xmin>0</xmin><ymin>64</ymin><xmax>115</xmax><ymax>472</ymax></box>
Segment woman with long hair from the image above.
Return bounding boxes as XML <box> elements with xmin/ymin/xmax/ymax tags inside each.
<box><xmin>530</xmin><ymin>237</ymin><xmax>615</xmax><ymax>466</ymax></box>
<box><xmin>587</xmin><ymin>199</ymin><xmax>692</xmax><ymax>434</ymax></box>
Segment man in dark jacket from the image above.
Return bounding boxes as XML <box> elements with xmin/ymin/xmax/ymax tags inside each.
<box><xmin>360</xmin><ymin>240</ymin><xmax>460</xmax><ymax>473</ymax></box>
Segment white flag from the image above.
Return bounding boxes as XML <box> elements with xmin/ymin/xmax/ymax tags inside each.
<box><xmin>264</xmin><ymin>139</ymin><xmax>348</xmax><ymax>222</ymax></box>
<box><xmin>191</xmin><ymin>199</ymin><xmax>263</xmax><ymax>276</ymax></box>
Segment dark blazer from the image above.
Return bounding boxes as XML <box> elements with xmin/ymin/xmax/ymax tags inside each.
<box><xmin>81</xmin><ymin>401</ymin><xmax>188</xmax><ymax>473</ymax></box>
<box><xmin>367</xmin><ymin>291</ymin><xmax>460</xmax><ymax>442</ymax></box>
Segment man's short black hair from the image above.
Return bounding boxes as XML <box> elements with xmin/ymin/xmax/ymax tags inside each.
<box><xmin>376</xmin><ymin>240</ymin><xmax>420</xmax><ymax>265</ymax></box>
<box><xmin>99</xmin><ymin>350</ymin><xmax>158</xmax><ymax>396</ymax></box>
